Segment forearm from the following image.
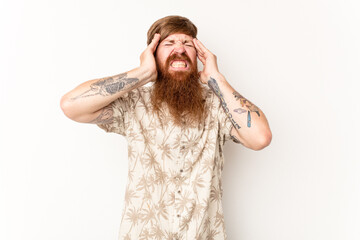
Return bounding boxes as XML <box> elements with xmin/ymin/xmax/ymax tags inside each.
<box><xmin>207</xmin><ymin>73</ymin><xmax>272</xmax><ymax>148</ymax></box>
<box><xmin>60</xmin><ymin>67</ymin><xmax>151</xmax><ymax>120</ymax></box>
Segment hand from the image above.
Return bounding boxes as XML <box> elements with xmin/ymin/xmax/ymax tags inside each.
<box><xmin>139</xmin><ymin>33</ymin><xmax>161</xmax><ymax>82</ymax></box>
<box><xmin>193</xmin><ymin>38</ymin><xmax>223</xmax><ymax>84</ymax></box>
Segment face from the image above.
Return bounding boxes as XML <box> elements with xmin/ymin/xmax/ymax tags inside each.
<box><xmin>151</xmin><ymin>33</ymin><xmax>205</xmax><ymax>127</ymax></box>
<box><xmin>155</xmin><ymin>33</ymin><xmax>197</xmax><ymax>76</ymax></box>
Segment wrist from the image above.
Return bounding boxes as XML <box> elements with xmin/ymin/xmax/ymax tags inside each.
<box><xmin>205</xmin><ymin>72</ymin><xmax>225</xmax><ymax>84</ymax></box>
<box><xmin>135</xmin><ymin>66</ymin><xmax>157</xmax><ymax>83</ymax></box>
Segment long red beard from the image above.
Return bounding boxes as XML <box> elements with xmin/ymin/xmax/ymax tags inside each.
<box><xmin>151</xmin><ymin>53</ymin><xmax>206</xmax><ymax>126</ymax></box>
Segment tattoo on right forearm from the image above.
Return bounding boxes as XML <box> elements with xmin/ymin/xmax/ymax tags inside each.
<box><xmin>89</xmin><ymin>105</ymin><xmax>114</xmax><ymax>124</ymax></box>
<box><xmin>70</xmin><ymin>73</ymin><xmax>139</xmax><ymax>101</ymax></box>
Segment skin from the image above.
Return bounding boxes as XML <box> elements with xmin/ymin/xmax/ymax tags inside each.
<box><xmin>60</xmin><ymin>34</ymin><xmax>162</xmax><ymax>123</ymax></box>
<box><xmin>192</xmin><ymin>37</ymin><xmax>272</xmax><ymax>150</ymax></box>
<box><xmin>152</xmin><ymin>33</ymin><xmax>271</xmax><ymax>150</ymax></box>
<box><xmin>151</xmin><ymin>33</ymin><xmax>205</xmax><ymax>126</ymax></box>
<box><xmin>61</xmin><ymin>32</ymin><xmax>272</xmax><ymax>150</ymax></box>
<box><xmin>155</xmin><ymin>33</ymin><xmax>197</xmax><ymax>74</ymax></box>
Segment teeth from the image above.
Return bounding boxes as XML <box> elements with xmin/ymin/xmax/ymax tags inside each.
<box><xmin>171</xmin><ymin>61</ymin><xmax>186</xmax><ymax>68</ymax></box>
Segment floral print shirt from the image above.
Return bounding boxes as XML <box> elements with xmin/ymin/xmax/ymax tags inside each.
<box><xmin>97</xmin><ymin>85</ymin><xmax>240</xmax><ymax>240</ymax></box>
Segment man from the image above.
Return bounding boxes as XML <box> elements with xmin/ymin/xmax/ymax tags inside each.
<box><xmin>60</xmin><ymin>15</ymin><xmax>272</xmax><ymax>240</ymax></box>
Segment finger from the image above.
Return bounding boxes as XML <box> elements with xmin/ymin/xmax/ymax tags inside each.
<box><xmin>197</xmin><ymin>52</ymin><xmax>206</xmax><ymax>64</ymax></box>
<box><xmin>193</xmin><ymin>38</ymin><xmax>204</xmax><ymax>54</ymax></box>
<box><xmin>193</xmin><ymin>39</ymin><xmax>204</xmax><ymax>55</ymax></box>
<box><xmin>197</xmin><ymin>51</ymin><xmax>205</xmax><ymax>59</ymax></box>
<box><xmin>194</xmin><ymin>38</ymin><xmax>209</xmax><ymax>54</ymax></box>
<box><xmin>197</xmin><ymin>51</ymin><xmax>205</xmax><ymax>60</ymax></box>
<box><xmin>149</xmin><ymin>33</ymin><xmax>161</xmax><ymax>52</ymax></box>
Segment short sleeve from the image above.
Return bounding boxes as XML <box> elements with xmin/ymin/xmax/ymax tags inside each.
<box><xmin>96</xmin><ymin>92</ymin><xmax>132</xmax><ymax>136</ymax></box>
<box><xmin>217</xmin><ymin>98</ymin><xmax>242</xmax><ymax>144</ymax></box>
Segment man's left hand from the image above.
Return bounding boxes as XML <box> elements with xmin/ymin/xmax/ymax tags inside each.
<box><xmin>193</xmin><ymin>38</ymin><xmax>223</xmax><ymax>84</ymax></box>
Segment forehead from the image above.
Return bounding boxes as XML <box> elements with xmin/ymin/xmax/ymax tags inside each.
<box><xmin>163</xmin><ymin>33</ymin><xmax>194</xmax><ymax>42</ymax></box>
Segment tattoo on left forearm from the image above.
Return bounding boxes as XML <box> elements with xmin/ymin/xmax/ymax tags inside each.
<box><xmin>208</xmin><ymin>77</ymin><xmax>241</xmax><ymax>129</ymax></box>
<box><xmin>247</xmin><ymin>110</ymin><xmax>251</xmax><ymax>127</ymax></box>
<box><xmin>233</xmin><ymin>91</ymin><xmax>260</xmax><ymax>116</ymax></box>
<box><xmin>234</xmin><ymin>108</ymin><xmax>247</xmax><ymax>114</ymax></box>
<box><xmin>233</xmin><ymin>91</ymin><xmax>260</xmax><ymax>128</ymax></box>
<box><xmin>230</xmin><ymin>134</ymin><xmax>243</xmax><ymax>144</ymax></box>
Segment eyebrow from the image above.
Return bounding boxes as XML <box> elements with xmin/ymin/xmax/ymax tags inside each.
<box><xmin>164</xmin><ymin>39</ymin><xmax>193</xmax><ymax>44</ymax></box>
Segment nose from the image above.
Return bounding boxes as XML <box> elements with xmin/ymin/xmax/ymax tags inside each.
<box><xmin>173</xmin><ymin>41</ymin><xmax>186</xmax><ymax>54</ymax></box>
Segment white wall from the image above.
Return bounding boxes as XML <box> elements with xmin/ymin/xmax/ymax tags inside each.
<box><xmin>1</xmin><ymin>0</ymin><xmax>359</xmax><ymax>239</ymax></box>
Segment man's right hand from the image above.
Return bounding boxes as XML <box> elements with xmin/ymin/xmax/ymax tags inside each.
<box><xmin>60</xmin><ymin>33</ymin><xmax>161</xmax><ymax>123</ymax></box>
<box><xmin>139</xmin><ymin>33</ymin><xmax>161</xmax><ymax>83</ymax></box>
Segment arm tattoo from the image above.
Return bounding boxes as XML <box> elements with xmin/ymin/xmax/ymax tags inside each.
<box><xmin>208</xmin><ymin>77</ymin><xmax>241</xmax><ymax>129</ymax></box>
<box><xmin>233</xmin><ymin>91</ymin><xmax>260</xmax><ymax>128</ymax></box>
<box><xmin>89</xmin><ymin>105</ymin><xmax>114</xmax><ymax>124</ymax></box>
<box><xmin>247</xmin><ymin>110</ymin><xmax>251</xmax><ymax>127</ymax></box>
<box><xmin>232</xmin><ymin>91</ymin><xmax>260</xmax><ymax>116</ymax></box>
<box><xmin>234</xmin><ymin>108</ymin><xmax>247</xmax><ymax>114</ymax></box>
<box><xmin>70</xmin><ymin>73</ymin><xmax>139</xmax><ymax>101</ymax></box>
<box><xmin>230</xmin><ymin>134</ymin><xmax>243</xmax><ymax>145</ymax></box>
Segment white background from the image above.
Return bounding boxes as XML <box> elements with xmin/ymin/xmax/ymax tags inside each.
<box><xmin>1</xmin><ymin>0</ymin><xmax>359</xmax><ymax>239</ymax></box>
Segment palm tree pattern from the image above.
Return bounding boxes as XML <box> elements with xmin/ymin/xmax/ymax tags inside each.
<box><xmin>97</xmin><ymin>85</ymin><xmax>240</xmax><ymax>240</ymax></box>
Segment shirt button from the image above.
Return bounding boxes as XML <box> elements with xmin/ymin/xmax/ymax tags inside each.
<box><xmin>177</xmin><ymin>214</ymin><xmax>180</xmax><ymax>217</ymax></box>
<box><xmin>177</xmin><ymin>190</ymin><xmax>181</xmax><ymax>193</ymax></box>
<box><xmin>180</xmin><ymin>169</ymin><xmax>183</xmax><ymax>173</ymax></box>
<box><xmin>180</xmin><ymin>146</ymin><xmax>185</xmax><ymax>150</ymax></box>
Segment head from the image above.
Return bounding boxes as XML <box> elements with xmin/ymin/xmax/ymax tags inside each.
<box><xmin>147</xmin><ymin>16</ymin><xmax>206</xmax><ymax>126</ymax></box>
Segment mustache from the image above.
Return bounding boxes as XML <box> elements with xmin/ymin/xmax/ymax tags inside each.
<box><xmin>165</xmin><ymin>53</ymin><xmax>193</xmax><ymax>66</ymax></box>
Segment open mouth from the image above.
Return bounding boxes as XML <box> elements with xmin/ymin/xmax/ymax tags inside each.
<box><xmin>170</xmin><ymin>60</ymin><xmax>188</xmax><ymax>69</ymax></box>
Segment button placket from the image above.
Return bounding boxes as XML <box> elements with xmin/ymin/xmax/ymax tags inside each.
<box><xmin>174</xmin><ymin>124</ymin><xmax>186</xmax><ymax>226</ymax></box>
<box><xmin>175</xmin><ymin>164</ymin><xmax>183</xmax><ymax>221</ymax></box>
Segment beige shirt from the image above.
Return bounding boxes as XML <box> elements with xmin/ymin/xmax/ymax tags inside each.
<box><xmin>97</xmin><ymin>85</ymin><xmax>239</xmax><ymax>240</ymax></box>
